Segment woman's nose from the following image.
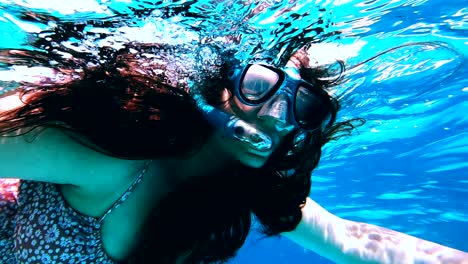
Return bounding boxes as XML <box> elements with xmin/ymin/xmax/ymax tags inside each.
<box><xmin>257</xmin><ymin>93</ymin><xmax>295</xmax><ymax>131</ymax></box>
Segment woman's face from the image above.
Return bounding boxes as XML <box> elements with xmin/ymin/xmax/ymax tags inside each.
<box><xmin>212</xmin><ymin>88</ymin><xmax>296</xmax><ymax>168</ymax></box>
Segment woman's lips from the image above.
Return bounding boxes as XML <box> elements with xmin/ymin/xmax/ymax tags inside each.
<box><xmin>248</xmin><ymin>148</ymin><xmax>272</xmax><ymax>157</ymax></box>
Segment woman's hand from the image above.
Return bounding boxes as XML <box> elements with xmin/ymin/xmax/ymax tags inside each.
<box><xmin>283</xmin><ymin>197</ymin><xmax>468</xmax><ymax>264</ymax></box>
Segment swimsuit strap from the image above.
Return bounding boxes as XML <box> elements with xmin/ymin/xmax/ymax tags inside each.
<box><xmin>98</xmin><ymin>160</ymin><xmax>152</xmax><ymax>223</ymax></box>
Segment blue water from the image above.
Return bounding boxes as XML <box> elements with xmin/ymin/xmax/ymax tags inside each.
<box><xmin>0</xmin><ymin>0</ymin><xmax>466</xmax><ymax>263</ymax></box>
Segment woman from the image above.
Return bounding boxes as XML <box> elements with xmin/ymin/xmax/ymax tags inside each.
<box><xmin>0</xmin><ymin>41</ymin><xmax>466</xmax><ymax>264</ymax></box>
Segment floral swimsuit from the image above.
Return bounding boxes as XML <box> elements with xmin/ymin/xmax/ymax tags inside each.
<box><xmin>0</xmin><ymin>164</ymin><xmax>148</xmax><ymax>264</ymax></box>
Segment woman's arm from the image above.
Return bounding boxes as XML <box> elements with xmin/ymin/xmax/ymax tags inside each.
<box><xmin>283</xmin><ymin>197</ymin><xmax>468</xmax><ymax>264</ymax></box>
<box><xmin>0</xmin><ymin>93</ymin><xmax>136</xmax><ymax>186</ymax></box>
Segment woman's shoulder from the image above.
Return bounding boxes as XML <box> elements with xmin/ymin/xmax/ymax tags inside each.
<box><xmin>0</xmin><ymin>124</ymin><xmax>141</xmax><ymax>188</ymax></box>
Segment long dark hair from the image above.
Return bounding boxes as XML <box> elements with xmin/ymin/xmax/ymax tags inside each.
<box><xmin>0</xmin><ymin>42</ymin><xmax>362</xmax><ymax>263</ymax></box>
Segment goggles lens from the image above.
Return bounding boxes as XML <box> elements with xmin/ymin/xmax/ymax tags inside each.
<box><xmin>241</xmin><ymin>64</ymin><xmax>279</xmax><ymax>101</ymax></box>
<box><xmin>295</xmin><ymin>85</ymin><xmax>331</xmax><ymax>130</ymax></box>
<box><xmin>238</xmin><ymin>64</ymin><xmax>333</xmax><ymax>131</ymax></box>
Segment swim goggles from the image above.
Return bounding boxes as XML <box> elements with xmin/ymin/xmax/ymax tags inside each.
<box><xmin>229</xmin><ymin>63</ymin><xmax>335</xmax><ymax>131</ymax></box>
<box><xmin>196</xmin><ymin>63</ymin><xmax>335</xmax><ymax>152</ymax></box>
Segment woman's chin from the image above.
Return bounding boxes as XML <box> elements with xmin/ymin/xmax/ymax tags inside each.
<box><xmin>238</xmin><ymin>153</ymin><xmax>269</xmax><ymax>168</ymax></box>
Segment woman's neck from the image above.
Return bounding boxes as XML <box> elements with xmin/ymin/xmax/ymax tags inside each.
<box><xmin>156</xmin><ymin>132</ymin><xmax>234</xmax><ymax>187</ymax></box>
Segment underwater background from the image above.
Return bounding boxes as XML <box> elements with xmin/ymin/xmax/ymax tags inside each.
<box><xmin>0</xmin><ymin>0</ymin><xmax>466</xmax><ymax>263</ymax></box>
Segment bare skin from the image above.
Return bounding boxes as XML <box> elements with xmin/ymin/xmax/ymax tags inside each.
<box><xmin>285</xmin><ymin>198</ymin><xmax>468</xmax><ymax>264</ymax></box>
